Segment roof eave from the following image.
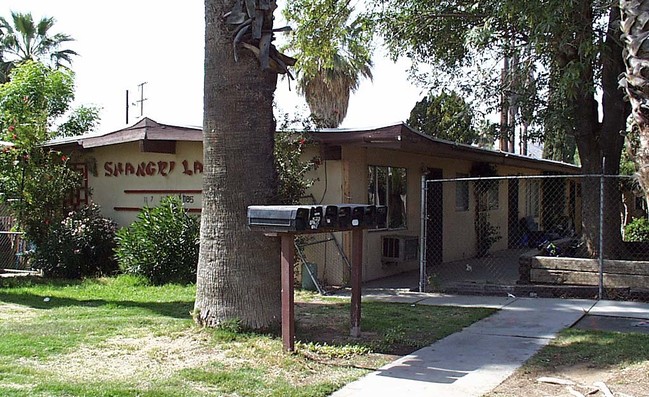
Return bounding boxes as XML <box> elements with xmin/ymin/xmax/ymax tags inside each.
<box><xmin>308</xmin><ymin>122</ymin><xmax>580</xmax><ymax>174</ymax></box>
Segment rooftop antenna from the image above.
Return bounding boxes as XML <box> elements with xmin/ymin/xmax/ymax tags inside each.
<box><xmin>134</xmin><ymin>81</ymin><xmax>148</xmax><ymax>118</ymax></box>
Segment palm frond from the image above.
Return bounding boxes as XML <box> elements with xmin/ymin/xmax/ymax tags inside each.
<box><xmin>297</xmin><ymin>49</ymin><xmax>372</xmax><ymax>128</ymax></box>
<box><xmin>12</xmin><ymin>12</ymin><xmax>35</xmax><ymax>40</ymax></box>
<box><xmin>286</xmin><ymin>0</ymin><xmax>374</xmax><ymax>127</ymax></box>
<box><xmin>0</xmin><ymin>11</ymin><xmax>76</xmax><ymax>71</ymax></box>
<box><xmin>35</xmin><ymin>16</ymin><xmax>55</xmax><ymax>37</ymax></box>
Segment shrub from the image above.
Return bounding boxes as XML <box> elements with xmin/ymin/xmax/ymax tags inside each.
<box><xmin>624</xmin><ymin>217</ymin><xmax>649</xmax><ymax>242</ymax></box>
<box><xmin>32</xmin><ymin>204</ymin><xmax>118</xmax><ymax>278</ymax></box>
<box><xmin>274</xmin><ymin>131</ymin><xmax>317</xmax><ymax>204</ymax></box>
<box><xmin>1</xmin><ymin>148</ymin><xmax>81</xmax><ymax>248</ymax></box>
<box><xmin>115</xmin><ymin>196</ymin><xmax>199</xmax><ymax>285</ymax></box>
<box><xmin>274</xmin><ymin>112</ymin><xmax>319</xmax><ymax>204</ymax></box>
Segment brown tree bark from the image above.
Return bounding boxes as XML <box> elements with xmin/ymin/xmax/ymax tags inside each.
<box><xmin>195</xmin><ymin>0</ymin><xmax>281</xmax><ymax>330</ymax></box>
<box><xmin>565</xmin><ymin>2</ymin><xmax>627</xmax><ymax>257</ymax></box>
<box><xmin>599</xmin><ymin>5</ymin><xmax>628</xmax><ymax>257</ymax></box>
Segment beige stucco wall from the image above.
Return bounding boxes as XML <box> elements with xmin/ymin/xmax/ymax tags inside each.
<box><xmin>69</xmin><ymin>139</ymin><xmax>577</xmax><ymax>285</ymax></box>
<box><xmin>304</xmin><ymin>145</ymin><xmax>575</xmax><ymax>283</ymax></box>
<box><xmin>304</xmin><ymin>146</ymin><xmax>435</xmax><ymax>282</ymax></box>
<box><xmin>300</xmin><ymin>147</ymin><xmax>349</xmax><ymax>286</ymax></box>
<box><xmin>78</xmin><ymin>141</ymin><xmax>204</xmax><ymax>226</ymax></box>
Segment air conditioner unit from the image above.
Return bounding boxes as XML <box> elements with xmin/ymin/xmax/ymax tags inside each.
<box><xmin>382</xmin><ymin>235</ymin><xmax>418</xmax><ymax>263</ymax></box>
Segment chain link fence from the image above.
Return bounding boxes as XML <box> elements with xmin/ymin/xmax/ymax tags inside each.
<box><xmin>421</xmin><ymin>174</ymin><xmax>649</xmax><ymax>302</ymax></box>
<box><xmin>0</xmin><ymin>203</ymin><xmax>27</xmax><ymax>271</ymax></box>
<box><xmin>295</xmin><ymin>232</ymin><xmax>351</xmax><ymax>294</ymax></box>
<box><xmin>293</xmin><ymin>195</ymin><xmax>353</xmax><ymax>293</ymax></box>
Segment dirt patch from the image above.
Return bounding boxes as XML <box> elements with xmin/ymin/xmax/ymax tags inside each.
<box><xmin>488</xmin><ymin>361</ymin><xmax>649</xmax><ymax>397</ymax></box>
<box><xmin>23</xmin><ymin>329</ymin><xmax>228</xmax><ymax>385</ymax></box>
<box><xmin>0</xmin><ymin>303</ymin><xmax>39</xmax><ymax>321</ymax></box>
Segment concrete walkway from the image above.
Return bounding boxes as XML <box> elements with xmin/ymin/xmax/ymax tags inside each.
<box><xmin>330</xmin><ymin>290</ymin><xmax>649</xmax><ymax>397</ymax></box>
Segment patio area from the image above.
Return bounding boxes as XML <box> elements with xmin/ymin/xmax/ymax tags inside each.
<box><xmin>363</xmin><ymin>248</ymin><xmax>527</xmax><ymax>293</ymax></box>
<box><xmin>360</xmin><ymin>247</ymin><xmax>616</xmax><ymax>300</ymax></box>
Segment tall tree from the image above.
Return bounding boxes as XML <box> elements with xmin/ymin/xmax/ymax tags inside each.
<box><xmin>375</xmin><ymin>1</ymin><xmax>628</xmax><ymax>255</ymax></box>
<box><xmin>0</xmin><ymin>12</ymin><xmax>77</xmax><ymax>83</ymax></box>
<box><xmin>283</xmin><ymin>0</ymin><xmax>373</xmax><ymax>128</ymax></box>
<box><xmin>620</xmin><ymin>0</ymin><xmax>649</xmax><ymax>200</ymax></box>
<box><xmin>0</xmin><ymin>61</ymin><xmax>85</xmax><ymax>246</ymax></box>
<box><xmin>195</xmin><ymin>0</ymin><xmax>294</xmax><ymax>329</ymax></box>
<box><xmin>407</xmin><ymin>89</ymin><xmax>479</xmax><ymax>144</ymax></box>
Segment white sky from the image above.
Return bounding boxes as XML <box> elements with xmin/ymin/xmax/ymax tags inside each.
<box><xmin>3</xmin><ymin>1</ymin><xmax>425</xmax><ymax>133</ymax></box>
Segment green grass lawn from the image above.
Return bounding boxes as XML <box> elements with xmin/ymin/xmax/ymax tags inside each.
<box><xmin>0</xmin><ymin>275</ymin><xmax>494</xmax><ymax>397</ymax></box>
<box><xmin>525</xmin><ymin>328</ymin><xmax>649</xmax><ymax>369</ymax></box>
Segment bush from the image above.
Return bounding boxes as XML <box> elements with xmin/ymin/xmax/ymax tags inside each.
<box><xmin>624</xmin><ymin>217</ymin><xmax>649</xmax><ymax>242</ymax></box>
<box><xmin>115</xmin><ymin>196</ymin><xmax>199</xmax><ymax>285</ymax></box>
<box><xmin>1</xmin><ymin>148</ymin><xmax>81</xmax><ymax>248</ymax></box>
<box><xmin>32</xmin><ymin>204</ymin><xmax>118</xmax><ymax>278</ymax></box>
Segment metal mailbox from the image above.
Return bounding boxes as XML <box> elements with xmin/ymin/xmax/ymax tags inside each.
<box><xmin>247</xmin><ymin>204</ymin><xmax>387</xmax><ymax>233</ymax></box>
<box><xmin>376</xmin><ymin>205</ymin><xmax>388</xmax><ymax>228</ymax></box>
<box><xmin>247</xmin><ymin>205</ymin><xmax>311</xmax><ymax>232</ymax></box>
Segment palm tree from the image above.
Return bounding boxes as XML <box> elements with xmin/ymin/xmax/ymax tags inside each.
<box><xmin>195</xmin><ymin>0</ymin><xmax>282</xmax><ymax>330</ymax></box>
<box><xmin>0</xmin><ymin>11</ymin><xmax>77</xmax><ymax>82</ymax></box>
<box><xmin>620</xmin><ymin>0</ymin><xmax>649</xmax><ymax>198</ymax></box>
<box><xmin>284</xmin><ymin>0</ymin><xmax>374</xmax><ymax>128</ymax></box>
<box><xmin>298</xmin><ymin>51</ymin><xmax>372</xmax><ymax>128</ymax></box>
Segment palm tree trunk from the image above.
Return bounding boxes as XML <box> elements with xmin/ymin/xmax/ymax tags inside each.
<box><xmin>621</xmin><ymin>0</ymin><xmax>649</xmax><ymax>200</ymax></box>
<box><xmin>195</xmin><ymin>0</ymin><xmax>281</xmax><ymax>330</ymax></box>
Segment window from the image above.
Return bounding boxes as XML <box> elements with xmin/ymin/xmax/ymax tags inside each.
<box><xmin>368</xmin><ymin>166</ymin><xmax>407</xmax><ymax>229</ymax></box>
<box><xmin>456</xmin><ymin>173</ymin><xmax>469</xmax><ymax>211</ymax></box>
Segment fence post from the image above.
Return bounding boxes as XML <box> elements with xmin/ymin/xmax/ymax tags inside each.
<box><xmin>598</xmin><ymin>157</ymin><xmax>605</xmax><ymax>300</ymax></box>
<box><xmin>280</xmin><ymin>234</ymin><xmax>295</xmax><ymax>352</ymax></box>
<box><xmin>419</xmin><ymin>174</ymin><xmax>427</xmax><ymax>293</ymax></box>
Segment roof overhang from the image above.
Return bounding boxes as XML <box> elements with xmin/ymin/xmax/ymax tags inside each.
<box><xmin>306</xmin><ymin>123</ymin><xmax>580</xmax><ymax>174</ymax></box>
<box><xmin>47</xmin><ymin>117</ymin><xmax>202</xmax><ymax>153</ymax></box>
<box><xmin>47</xmin><ymin>118</ymin><xmax>580</xmax><ymax>174</ymax></box>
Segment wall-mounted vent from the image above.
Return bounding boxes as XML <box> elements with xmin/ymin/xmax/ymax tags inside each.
<box><xmin>382</xmin><ymin>235</ymin><xmax>418</xmax><ymax>263</ymax></box>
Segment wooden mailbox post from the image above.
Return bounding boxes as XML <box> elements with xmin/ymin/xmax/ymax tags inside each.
<box><xmin>248</xmin><ymin>204</ymin><xmax>383</xmax><ymax>352</ymax></box>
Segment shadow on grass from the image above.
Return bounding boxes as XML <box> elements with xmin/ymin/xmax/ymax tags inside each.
<box><xmin>0</xmin><ymin>291</ymin><xmax>193</xmax><ymax>319</ymax></box>
<box><xmin>294</xmin><ymin>300</ymin><xmax>495</xmax><ymax>356</ymax></box>
<box><xmin>294</xmin><ymin>301</ymin><xmax>418</xmax><ymax>356</ymax></box>
<box><xmin>0</xmin><ymin>278</ymin><xmax>493</xmax><ymax>358</ymax></box>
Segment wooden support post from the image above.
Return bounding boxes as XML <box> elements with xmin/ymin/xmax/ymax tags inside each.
<box><xmin>281</xmin><ymin>234</ymin><xmax>295</xmax><ymax>352</ymax></box>
<box><xmin>350</xmin><ymin>228</ymin><xmax>363</xmax><ymax>337</ymax></box>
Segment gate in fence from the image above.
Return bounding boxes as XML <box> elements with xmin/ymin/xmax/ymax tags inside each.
<box><xmin>421</xmin><ymin>174</ymin><xmax>649</xmax><ymax>301</ymax></box>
